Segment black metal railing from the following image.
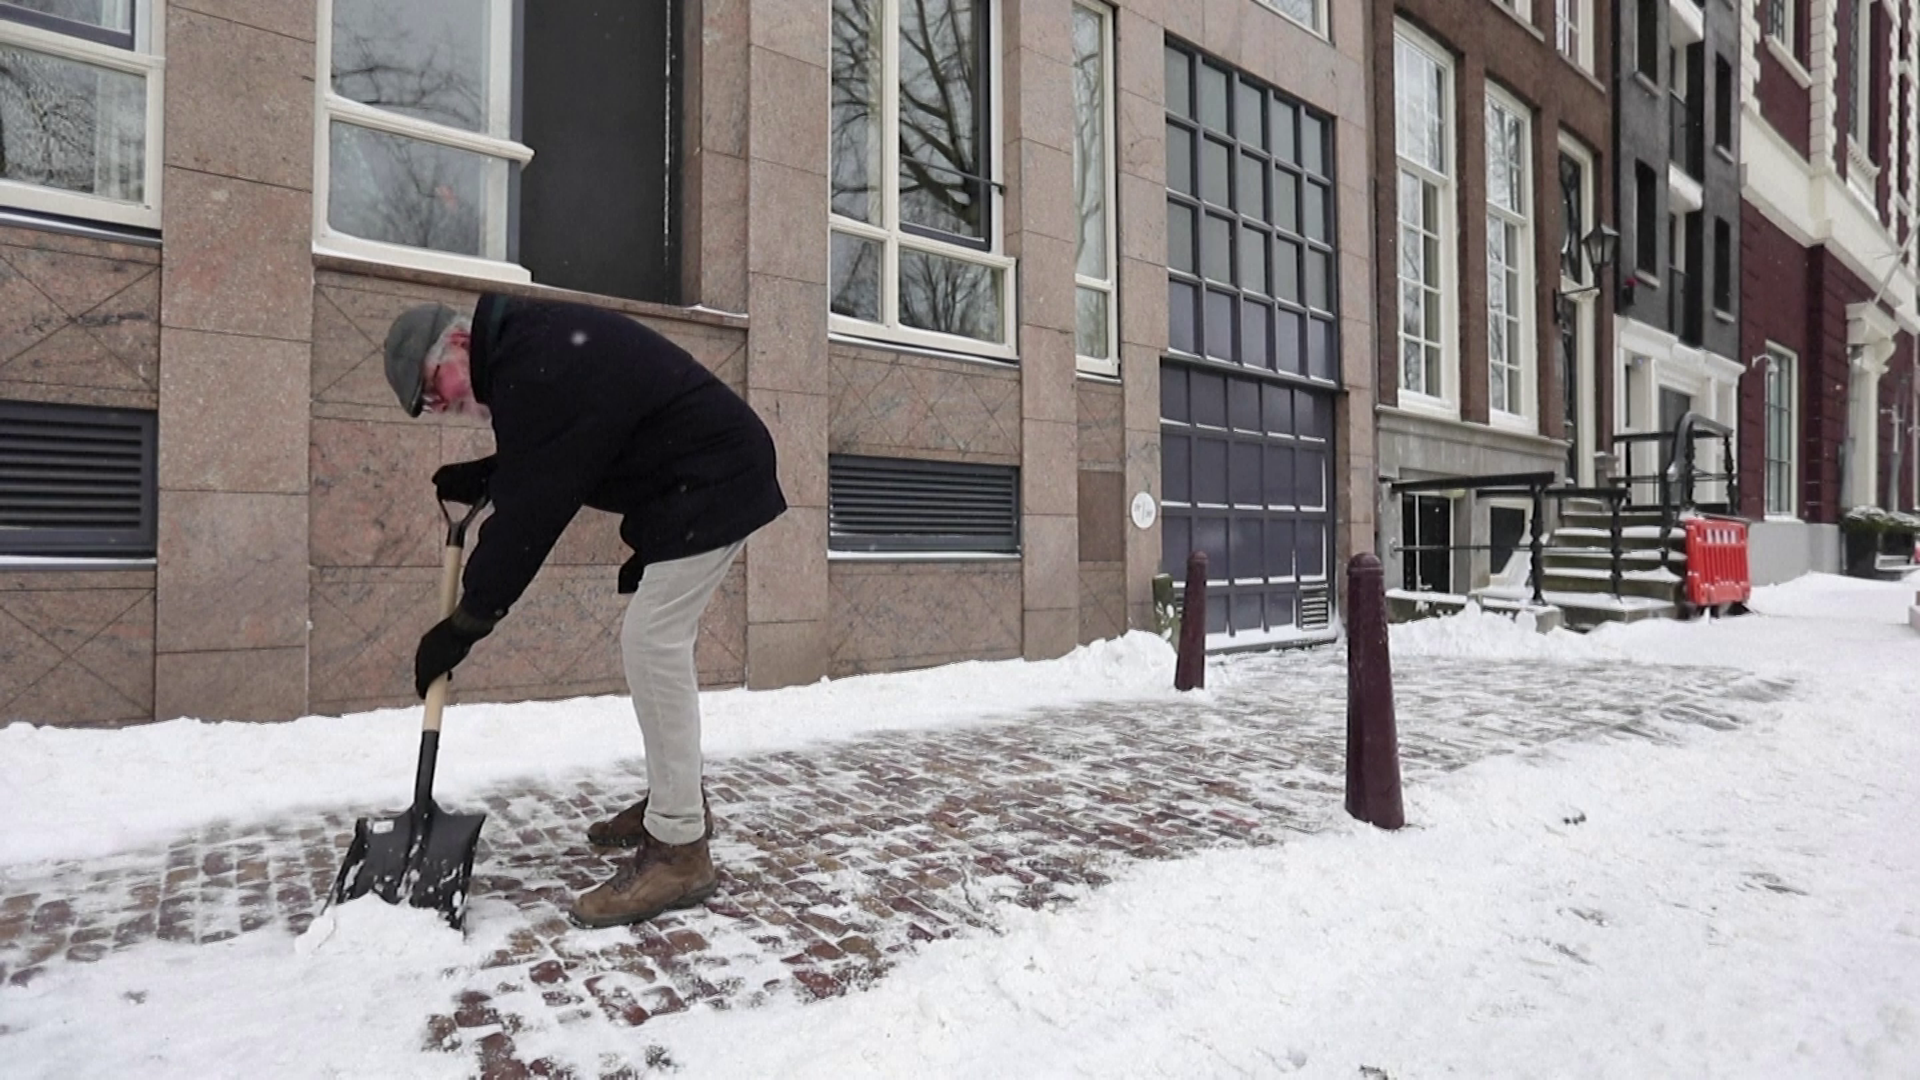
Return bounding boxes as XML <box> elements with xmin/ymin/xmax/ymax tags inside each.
<box><xmin>1388</xmin><ymin>471</ymin><xmax>1632</xmax><ymax>607</ymax></box>
<box><xmin>1610</xmin><ymin>410</ymin><xmax>1738</xmax><ymax>572</ymax></box>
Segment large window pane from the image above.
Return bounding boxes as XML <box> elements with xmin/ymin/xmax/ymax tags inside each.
<box><xmin>1075</xmin><ymin>286</ymin><xmax>1109</xmax><ymax>359</ymax></box>
<box><xmin>899</xmin><ymin>247</ymin><xmax>1001</xmax><ymax>341</ymax></box>
<box><xmin>831</xmin><ymin>0</ymin><xmax>885</xmax><ymax>223</ymax></box>
<box><xmin>7</xmin><ymin>0</ymin><xmax>131</xmax><ymax>33</ymax></box>
<box><xmin>830</xmin><ymin>231</ymin><xmax>882</xmax><ymax>321</ymax></box>
<box><xmin>898</xmin><ymin>0</ymin><xmax>987</xmax><ymax>242</ymax></box>
<box><xmin>328</xmin><ymin>122</ymin><xmax>498</xmax><ymax>256</ymax></box>
<box><xmin>331</xmin><ymin>0</ymin><xmax>493</xmax><ymax>132</ymax></box>
<box><xmin>0</xmin><ymin>44</ymin><xmax>144</xmax><ymax>202</ymax></box>
<box><xmin>1071</xmin><ymin>4</ymin><xmax>1108</xmax><ymax>279</ymax></box>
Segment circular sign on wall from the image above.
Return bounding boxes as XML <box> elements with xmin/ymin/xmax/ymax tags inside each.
<box><xmin>1130</xmin><ymin>491</ymin><xmax>1158</xmax><ymax>530</ymax></box>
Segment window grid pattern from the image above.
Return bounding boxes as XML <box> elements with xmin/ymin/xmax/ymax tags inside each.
<box><xmin>829</xmin><ymin>0</ymin><xmax>1015</xmax><ymax>353</ymax></box>
<box><xmin>1394</xmin><ymin>32</ymin><xmax>1451</xmax><ymax>399</ymax></box>
<box><xmin>1485</xmin><ymin>94</ymin><xmax>1531</xmax><ymax>418</ymax></box>
<box><xmin>1165</xmin><ymin>45</ymin><xmax>1339</xmax><ymax>386</ymax></box>
<box><xmin>1764</xmin><ymin>348</ymin><xmax>1796</xmax><ymax>516</ymax></box>
<box><xmin>1160</xmin><ymin>366</ymin><xmax>1333</xmax><ymax>637</ymax></box>
<box><xmin>1556</xmin><ymin>0</ymin><xmax>1584</xmax><ymax>65</ymax></box>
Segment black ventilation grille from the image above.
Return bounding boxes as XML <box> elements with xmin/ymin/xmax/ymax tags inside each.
<box><xmin>0</xmin><ymin>400</ymin><xmax>157</xmax><ymax>556</ymax></box>
<box><xmin>1298</xmin><ymin>582</ymin><xmax>1331</xmax><ymax>631</ymax></box>
<box><xmin>829</xmin><ymin>454</ymin><xmax>1019</xmax><ymax>554</ymax></box>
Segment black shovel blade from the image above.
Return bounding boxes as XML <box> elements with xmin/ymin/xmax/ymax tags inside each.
<box><xmin>329</xmin><ymin>799</ymin><xmax>487</xmax><ymax>930</ymax></box>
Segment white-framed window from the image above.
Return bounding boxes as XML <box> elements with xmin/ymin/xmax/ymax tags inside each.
<box><xmin>1846</xmin><ymin>0</ymin><xmax>1871</xmax><ymax>146</ymax></box>
<box><xmin>1764</xmin><ymin>0</ymin><xmax>1794</xmax><ymax>48</ymax></box>
<box><xmin>1394</xmin><ymin>26</ymin><xmax>1456</xmax><ymax>410</ymax></box>
<box><xmin>1763</xmin><ymin>343</ymin><xmax>1797</xmax><ymax>517</ymax></box>
<box><xmin>1256</xmin><ymin>0</ymin><xmax>1324</xmax><ymax>37</ymax></box>
<box><xmin>315</xmin><ymin>0</ymin><xmax>533</xmax><ymax>282</ymax></box>
<box><xmin>1485</xmin><ymin>87</ymin><xmax>1533</xmax><ymax>423</ymax></box>
<box><xmin>0</xmin><ymin>0</ymin><xmax>164</xmax><ymax>229</ymax></box>
<box><xmin>829</xmin><ymin>0</ymin><xmax>1016</xmax><ymax>358</ymax></box>
<box><xmin>1071</xmin><ymin>1</ymin><xmax>1116</xmax><ymax>376</ymax></box>
<box><xmin>1556</xmin><ymin>0</ymin><xmax>1592</xmax><ymax>71</ymax></box>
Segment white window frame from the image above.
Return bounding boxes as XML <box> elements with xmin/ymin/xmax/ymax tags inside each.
<box><xmin>1849</xmin><ymin>0</ymin><xmax>1872</xmax><ymax>146</ymax></box>
<box><xmin>1556</xmin><ymin>0</ymin><xmax>1593</xmax><ymax>72</ymax></box>
<box><xmin>1558</xmin><ymin>133</ymin><xmax>1598</xmax><ymax>485</ymax></box>
<box><xmin>1764</xmin><ymin>0</ymin><xmax>1795</xmax><ymax>49</ymax></box>
<box><xmin>1763</xmin><ymin>343</ymin><xmax>1798</xmax><ymax>518</ymax></box>
<box><xmin>312</xmin><ymin>0</ymin><xmax>534</xmax><ymax>283</ymax></box>
<box><xmin>1255</xmin><ymin>0</ymin><xmax>1326</xmax><ymax>37</ymax></box>
<box><xmin>828</xmin><ymin>0</ymin><xmax>1017</xmax><ymax>360</ymax></box>
<box><xmin>1394</xmin><ymin>24</ymin><xmax>1458</xmax><ymax>416</ymax></box>
<box><xmin>1485</xmin><ymin>86</ymin><xmax>1535</xmax><ymax>429</ymax></box>
<box><xmin>1071</xmin><ymin>1</ymin><xmax>1117</xmax><ymax>377</ymax></box>
<box><xmin>0</xmin><ymin>5</ymin><xmax>165</xmax><ymax>229</ymax></box>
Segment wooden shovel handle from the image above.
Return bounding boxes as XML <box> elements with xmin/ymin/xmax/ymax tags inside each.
<box><xmin>422</xmin><ymin>497</ymin><xmax>488</xmax><ymax>735</ymax></box>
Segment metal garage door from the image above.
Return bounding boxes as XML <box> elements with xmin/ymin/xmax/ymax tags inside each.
<box><xmin>1161</xmin><ymin>43</ymin><xmax>1337</xmax><ymax>641</ymax></box>
<box><xmin>1161</xmin><ymin>365</ymin><xmax>1332</xmax><ymax>638</ymax></box>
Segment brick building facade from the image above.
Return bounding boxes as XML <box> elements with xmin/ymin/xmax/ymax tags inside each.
<box><xmin>1738</xmin><ymin>0</ymin><xmax>1920</xmax><ymax>582</ymax></box>
<box><xmin>0</xmin><ymin>0</ymin><xmax>1375</xmax><ymax>725</ymax></box>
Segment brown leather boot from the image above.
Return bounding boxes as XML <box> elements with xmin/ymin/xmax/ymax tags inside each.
<box><xmin>570</xmin><ymin>830</ymin><xmax>718</xmax><ymax>929</ymax></box>
<box><xmin>585</xmin><ymin>792</ymin><xmax>714</xmax><ymax>848</ymax></box>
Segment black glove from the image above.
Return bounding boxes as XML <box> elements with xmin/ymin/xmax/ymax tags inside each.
<box><xmin>432</xmin><ymin>457</ymin><xmax>495</xmax><ymax>505</ymax></box>
<box><xmin>414</xmin><ymin>607</ymin><xmax>496</xmax><ymax>697</ymax></box>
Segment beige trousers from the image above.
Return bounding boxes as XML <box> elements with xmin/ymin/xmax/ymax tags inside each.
<box><xmin>620</xmin><ymin>540</ymin><xmax>742</xmax><ymax>846</ymax></box>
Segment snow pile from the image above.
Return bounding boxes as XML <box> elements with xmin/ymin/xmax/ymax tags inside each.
<box><xmin>1388</xmin><ymin>601</ymin><xmax>1613</xmax><ymax>662</ymax></box>
<box><xmin>0</xmin><ymin>632</ymin><xmax>1176</xmax><ymax>868</ymax></box>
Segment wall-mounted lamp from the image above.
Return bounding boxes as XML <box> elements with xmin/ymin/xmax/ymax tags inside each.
<box><xmin>1552</xmin><ymin>224</ymin><xmax>1620</xmax><ymax>326</ymax></box>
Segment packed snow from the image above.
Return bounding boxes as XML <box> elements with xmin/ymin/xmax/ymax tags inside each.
<box><xmin>3</xmin><ymin>572</ymin><xmax>1916</xmax><ymax>1078</ymax></box>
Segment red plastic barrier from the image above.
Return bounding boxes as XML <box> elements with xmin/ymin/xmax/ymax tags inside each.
<box><xmin>1684</xmin><ymin>518</ymin><xmax>1752</xmax><ymax>608</ymax></box>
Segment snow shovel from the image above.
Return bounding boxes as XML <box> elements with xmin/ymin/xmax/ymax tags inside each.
<box><xmin>328</xmin><ymin>495</ymin><xmax>490</xmax><ymax>930</ymax></box>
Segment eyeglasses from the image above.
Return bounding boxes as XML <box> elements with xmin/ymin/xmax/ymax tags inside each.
<box><xmin>420</xmin><ymin>361</ymin><xmax>449</xmax><ymax>413</ymax></box>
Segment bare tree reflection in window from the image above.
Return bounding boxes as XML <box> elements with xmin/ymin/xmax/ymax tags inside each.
<box><xmin>831</xmin><ymin>231</ymin><xmax>882</xmax><ymax>320</ymax></box>
<box><xmin>329</xmin><ymin>124</ymin><xmax>487</xmax><ymax>255</ymax></box>
<box><xmin>897</xmin><ymin>0</ymin><xmax>986</xmax><ymax>242</ymax></box>
<box><xmin>330</xmin><ymin>0</ymin><xmax>487</xmax><ymax>132</ymax></box>
<box><xmin>1071</xmin><ymin>7</ymin><xmax>1106</xmax><ymax>279</ymax></box>
<box><xmin>831</xmin><ymin>0</ymin><xmax>882</xmax><ymax>223</ymax></box>
<box><xmin>0</xmin><ymin>45</ymin><xmax>144</xmax><ymax>200</ymax></box>
<box><xmin>900</xmin><ymin>248</ymin><xmax>1000</xmax><ymax>341</ymax></box>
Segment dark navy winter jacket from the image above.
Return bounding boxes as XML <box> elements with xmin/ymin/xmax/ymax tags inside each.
<box><xmin>456</xmin><ymin>293</ymin><xmax>786</xmax><ymax>623</ymax></box>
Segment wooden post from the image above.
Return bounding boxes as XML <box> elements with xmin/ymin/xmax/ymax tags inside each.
<box><xmin>1345</xmin><ymin>553</ymin><xmax>1405</xmax><ymax>829</ymax></box>
<box><xmin>1174</xmin><ymin>551</ymin><xmax>1208</xmax><ymax>691</ymax></box>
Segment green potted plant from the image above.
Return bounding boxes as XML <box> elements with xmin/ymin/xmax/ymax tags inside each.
<box><xmin>1840</xmin><ymin>506</ymin><xmax>1920</xmax><ymax>578</ymax></box>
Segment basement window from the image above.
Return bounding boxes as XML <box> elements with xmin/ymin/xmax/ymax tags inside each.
<box><xmin>0</xmin><ymin>399</ymin><xmax>156</xmax><ymax>557</ymax></box>
<box><xmin>828</xmin><ymin>454</ymin><xmax>1019</xmax><ymax>555</ymax></box>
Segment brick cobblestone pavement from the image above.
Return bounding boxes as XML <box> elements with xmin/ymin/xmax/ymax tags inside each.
<box><xmin>0</xmin><ymin>650</ymin><xmax>1793</xmax><ymax>1077</ymax></box>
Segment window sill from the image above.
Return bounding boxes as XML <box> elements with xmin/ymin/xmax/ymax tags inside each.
<box><xmin>828</xmin><ymin>331</ymin><xmax>1021</xmax><ymax>371</ymax></box>
<box><xmin>828</xmin><ymin>319</ymin><xmax>1018</xmax><ymax>365</ymax></box>
<box><xmin>1488</xmin><ymin>409</ymin><xmax>1539</xmax><ymax>437</ymax></box>
<box><xmin>827</xmin><ymin>550</ymin><xmax>1022</xmax><ymax>563</ymax></box>
<box><xmin>1632</xmin><ymin>71</ymin><xmax>1662</xmax><ymax>98</ymax></box>
<box><xmin>1251</xmin><ymin>0</ymin><xmax>1327</xmax><ymax>42</ymax></box>
<box><xmin>0</xmin><ymin>207</ymin><xmax>161</xmax><ymax>250</ymax></box>
<box><xmin>1714</xmin><ymin>144</ymin><xmax>1735</xmax><ymax>165</ymax></box>
<box><xmin>1713</xmin><ymin>308</ymin><xmax>1735</xmax><ymax>324</ymax></box>
<box><xmin>1392</xmin><ymin>390</ymin><xmax>1460</xmax><ymax>422</ymax></box>
<box><xmin>312</xmin><ymin>252</ymin><xmax>749</xmax><ymax>332</ymax></box>
<box><xmin>1487</xmin><ymin>1</ymin><xmax>1545</xmax><ymax>41</ymax></box>
<box><xmin>1764</xmin><ymin>36</ymin><xmax>1812</xmax><ymax>89</ymax></box>
<box><xmin>1761</xmin><ymin>514</ymin><xmax>1804</xmax><ymax>524</ymax></box>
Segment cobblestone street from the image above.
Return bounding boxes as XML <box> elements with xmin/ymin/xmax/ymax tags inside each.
<box><xmin>0</xmin><ymin>650</ymin><xmax>1794</xmax><ymax>1077</ymax></box>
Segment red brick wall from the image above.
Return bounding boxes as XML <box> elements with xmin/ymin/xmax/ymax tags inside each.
<box><xmin>1754</xmin><ymin>4</ymin><xmax>1812</xmax><ymax>160</ymax></box>
<box><xmin>1369</xmin><ymin>1</ymin><xmax>1614</xmax><ymax>431</ymax></box>
<box><xmin>1737</xmin><ymin>205</ymin><xmax>1814</xmax><ymax>518</ymax></box>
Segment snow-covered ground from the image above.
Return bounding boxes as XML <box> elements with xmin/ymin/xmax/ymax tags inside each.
<box><xmin>2</xmin><ymin>572</ymin><xmax>1916</xmax><ymax>1078</ymax></box>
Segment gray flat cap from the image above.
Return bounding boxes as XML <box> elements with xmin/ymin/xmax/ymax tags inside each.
<box><xmin>384</xmin><ymin>303</ymin><xmax>459</xmax><ymax>416</ymax></box>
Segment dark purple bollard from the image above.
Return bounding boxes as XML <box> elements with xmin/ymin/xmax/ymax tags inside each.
<box><xmin>1344</xmin><ymin>553</ymin><xmax>1405</xmax><ymax>829</ymax></box>
<box><xmin>1173</xmin><ymin>551</ymin><xmax>1208</xmax><ymax>691</ymax></box>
